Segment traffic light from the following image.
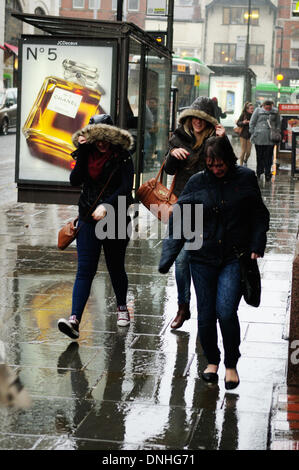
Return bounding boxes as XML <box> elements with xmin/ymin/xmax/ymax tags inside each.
<box><xmin>276</xmin><ymin>74</ymin><xmax>284</xmax><ymax>81</ymax></box>
<box><xmin>147</xmin><ymin>31</ymin><xmax>167</xmax><ymax>46</ymax></box>
<box><xmin>293</xmin><ymin>1</ymin><xmax>299</xmax><ymax>16</ymax></box>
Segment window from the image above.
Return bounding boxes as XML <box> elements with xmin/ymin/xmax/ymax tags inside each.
<box><xmin>292</xmin><ymin>2</ymin><xmax>299</xmax><ymax>14</ymax></box>
<box><xmin>291</xmin><ymin>48</ymin><xmax>299</xmax><ymax>67</ymax></box>
<box><xmin>249</xmin><ymin>45</ymin><xmax>264</xmax><ymax>65</ymax></box>
<box><xmin>112</xmin><ymin>0</ymin><xmax>139</xmax><ymax>11</ymax></box>
<box><xmin>89</xmin><ymin>0</ymin><xmax>100</xmax><ymax>8</ymax></box>
<box><xmin>223</xmin><ymin>7</ymin><xmax>259</xmax><ymax>26</ymax></box>
<box><xmin>128</xmin><ymin>0</ymin><xmax>139</xmax><ymax>11</ymax></box>
<box><xmin>73</xmin><ymin>0</ymin><xmax>84</xmax><ymax>8</ymax></box>
<box><xmin>214</xmin><ymin>43</ymin><xmax>264</xmax><ymax>65</ymax></box>
<box><xmin>214</xmin><ymin>44</ymin><xmax>236</xmax><ymax>64</ymax></box>
<box><xmin>175</xmin><ymin>0</ymin><xmax>193</xmax><ymax>5</ymax></box>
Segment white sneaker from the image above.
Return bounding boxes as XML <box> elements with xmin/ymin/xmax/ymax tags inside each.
<box><xmin>117</xmin><ymin>309</ymin><xmax>130</xmax><ymax>327</ymax></box>
<box><xmin>58</xmin><ymin>316</ymin><xmax>79</xmax><ymax>339</ymax></box>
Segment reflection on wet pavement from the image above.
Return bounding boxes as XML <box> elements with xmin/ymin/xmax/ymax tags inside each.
<box><xmin>0</xmin><ymin>144</ymin><xmax>298</xmax><ymax>450</ymax></box>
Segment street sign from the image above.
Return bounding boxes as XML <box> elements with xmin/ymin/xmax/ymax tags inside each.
<box><xmin>147</xmin><ymin>0</ymin><xmax>167</xmax><ymax>16</ymax></box>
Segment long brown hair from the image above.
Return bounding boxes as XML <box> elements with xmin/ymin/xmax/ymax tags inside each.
<box><xmin>183</xmin><ymin>117</ymin><xmax>214</xmax><ymax>150</ymax></box>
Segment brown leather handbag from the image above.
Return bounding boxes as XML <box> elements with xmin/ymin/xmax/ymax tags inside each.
<box><xmin>58</xmin><ymin>217</ymin><xmax>79</xmax><ymax>250</ymax></box>
<box><xmin>136</xmin><ymin>161</ymin><xmax>177</xmax><ymax>224</ymax></box>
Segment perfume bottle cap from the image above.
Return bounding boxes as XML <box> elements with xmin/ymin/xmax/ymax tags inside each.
<box><xmin>62</xmin><ymin>59</ymin><xmax>99</xmax><ymax>88</ymax></box>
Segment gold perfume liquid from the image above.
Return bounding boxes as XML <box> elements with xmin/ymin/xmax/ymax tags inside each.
<box><xmin>23</xmin><ymin>61</ymin><xmax>102</xmax><ymax>170</ymax></box>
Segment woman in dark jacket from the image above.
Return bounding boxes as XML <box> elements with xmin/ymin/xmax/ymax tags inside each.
<box><xmin>159</xmin><ymin>136</ymin><xmax>269</xmax><ymax>389</ymax></box>
<box><xmin>236</xmin><ymin>102</ymin><xmax>254</xmax><ymax>166</ymax></box>
<box><xmin>164</xmin><ymin>97</ymin><xmax>225</xmax><ymax>330</ymax></box>
<box><xmin>58</xmin><ymin>114</ymin><xmax>134</xmax><ymax>339</ymax></box>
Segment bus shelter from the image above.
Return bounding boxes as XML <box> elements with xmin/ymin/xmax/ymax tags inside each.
<box><xmin>208</xmin><ymin>65</ymin><xmax>256</xmax><ymax>129</ymax></box>
<box><xmin>12</xmin><ymin>13</ymin><xmax>172</xmax><ymax>204</ymax></box>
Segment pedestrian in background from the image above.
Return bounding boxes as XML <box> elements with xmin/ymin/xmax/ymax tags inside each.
<box><xmin>164</xmin><ymin>97</ymin><xmax>225</xmax><ymax>330</ymax></box>
<box><xmin>211</xmin><ymin>97</ymin><xmax>227</xmax><ymax>122</ymax></box>
<box><xmin>58</xmin><ymin>114</ymin><xmax>134</xmax><ymax>339</ymax></box>
<box><xmin>159</xmin><ymin>135</ymin><xmax>270</xmax><ymax>389</ymax></box>
<box><xmin>249</xmin><ymin>100</ymin><xmax>280</xmax><ymax>181</ymax></box>
<box><xmin>236</xmin><ymin>102</ymin><xmax>254</xmax><ymax>166</ymax></box>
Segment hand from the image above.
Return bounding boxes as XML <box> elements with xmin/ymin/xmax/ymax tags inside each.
<box><xmin>78</xmin><ymin>135</ymin><xmax>87</xmax><ymax>144</ymax></box>
<box><xmin>251</xmin><ymin>252</ymin><xmax>260</xmax><ymax>259</ymax></box>
<box><xmin>92</xmin><ymin>204</ymin><xmax>107</xmax><ymax>221</ymax></box>
<box><xmin>215</xmin><ymin>124</ymin><xmax>226</xmax><ymax>137</ymax></box>
<box><xmin>170</xmin><ymin>148</ymin><xmax>190</xmax><ymax>160</ymax></box>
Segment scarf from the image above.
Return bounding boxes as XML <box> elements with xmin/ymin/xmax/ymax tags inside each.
<box><xmin>88</xmin><ymin>149</ymin><xmax>113</xmax><ymax>180</ymax></box>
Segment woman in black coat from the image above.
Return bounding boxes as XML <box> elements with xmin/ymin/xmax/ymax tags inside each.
<box><xmin>236</xmin><ymin>101</ymin><xmax>254</xmax><ymax>166</ymax></box>
<box><xmin>58</xmin><ymin>114</ymin><xmax>134</xmax><ymax>339</ymax></box>
<box><xmin>159</xmin><ymin>136</ymin><xmax>269</xmax><ymax>389</ymax></box>
<box><xmin>164</xmin><ymin>97</ymin><xmax>225</xmax><ymax>330</ymax></box>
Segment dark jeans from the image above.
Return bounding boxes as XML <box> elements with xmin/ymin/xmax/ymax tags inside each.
<box><xmin>190</xmin><ymin>259</ymin><xmax>242</xmax><ymax>368</ymax></box>
<box><xmin>71</xmin><ymin>218</ymin><xmax>130</xmax><ymax>323</ymax></box>
<box><xmin>255</xmin><ymin>144</ymin><xmax>274</xmax><ymax>178</ymax></box>
<box><xmin>175</xmin><ymin>246</ymin><xmax>191</xmax><ymax>304</ymax></box>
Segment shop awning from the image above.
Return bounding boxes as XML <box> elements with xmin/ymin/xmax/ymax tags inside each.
<box><xmin>4</xmin><ymin>43</ymin><xmax>18</xmax><ymax>55</ymax></box>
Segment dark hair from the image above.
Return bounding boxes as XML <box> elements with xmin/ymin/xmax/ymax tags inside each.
<box><xmin>262</xmin><ymin>100</ymin><xmax>274</xmax><ymax>107</ymax></box>
<box><xmin>204</xmin><ymin>136</ymin><xmax>237</xmax><ymax>167</ymax></box>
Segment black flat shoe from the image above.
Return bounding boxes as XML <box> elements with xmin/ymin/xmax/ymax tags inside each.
<box><xmin>201</xmin><ymin>371</ymin><xmax>218</xmax><ymax>383</ymax></box>
<box><xmin>224</xmin><ymin>371</ymin><xmax>240</xmax><ymax>390</ymax></box>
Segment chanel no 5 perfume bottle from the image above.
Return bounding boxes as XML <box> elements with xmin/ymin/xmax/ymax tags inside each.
<box><xmin>22</xmin><ymin>59</ymin><xmax>102</xmax><ymax>169</ymax></box>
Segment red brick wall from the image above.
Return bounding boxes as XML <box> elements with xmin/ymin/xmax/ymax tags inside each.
<box><xmin>59</xmin><ymin>0</ymin><xmax>147</xmax><ymax>28</ymax></box>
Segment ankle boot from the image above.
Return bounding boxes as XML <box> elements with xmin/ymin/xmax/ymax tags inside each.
<box><xmin>171</xmin><ymin>303</ymin><xmax>191</xmax><ymax>329</ymax></box>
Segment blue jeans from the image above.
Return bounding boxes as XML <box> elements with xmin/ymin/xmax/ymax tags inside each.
<box><xmin>190</xmin><ymin>260</ymin><xmax>242</xmax><ymax>368</ymax></box>
<box><xmin>175</xmin><ymin>246</ymin><xmax>191</xmax><ymax>304</ymax></box>
<box><xmin>71</xmin><ymin>218</ymin><xmax>130</xmax><ymax>323</ymax></box>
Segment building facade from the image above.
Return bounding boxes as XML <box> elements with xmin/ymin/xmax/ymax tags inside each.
<box><xmin>3</xmin><ymin>0</ymin><xmax>299</xmax><ymax>91</ymax></box>
<box><xmin>204</xmin><ymin>0</ymin><xmax>277</xmax><ymax>83</ymax></box>
<box><xmin>1</xmin><ymin>0</ymin><xmax>59</xmax><ymax>88</ymax></box>
<box><xmin>275</xmin><ymin>0</ymin><xmax>299</xmax><ymax>86</ymax></box>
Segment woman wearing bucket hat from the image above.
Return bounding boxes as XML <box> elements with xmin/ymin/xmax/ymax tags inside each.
<box><xmin>163</xmin><ymin>97</ymin><xmax>226</xmax><ymax>330</ymax></box>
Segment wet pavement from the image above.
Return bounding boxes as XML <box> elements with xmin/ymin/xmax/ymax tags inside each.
<box><xmin>0</xmin><ymin>134</ymin><xmax>299</xmax><ymax>451</ymax></box>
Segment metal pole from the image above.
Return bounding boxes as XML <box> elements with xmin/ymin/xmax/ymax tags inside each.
<box><xmin>117</xmin><ymin>0</ymin><xmax>123</xmax><ymax>21</ymax></box>
<box><xmin>245</xmin><ymin>0</ymin><xmax>251</xmax><ymax>102</ymax></box>
<box><xmin>167</xmin><ymin>0</ymin><xmax>174</xmax><ymax>53</ymax></box>
<box><xmin>278</xmin><ymin>29</ymin><xmax>283</xmax><ymax>103</ymax></box>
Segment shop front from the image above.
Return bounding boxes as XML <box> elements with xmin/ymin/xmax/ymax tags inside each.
<box><xmin>12</xmin><ymin>13</ymin><xmax>172</xmax><ymax>204</ymax></box>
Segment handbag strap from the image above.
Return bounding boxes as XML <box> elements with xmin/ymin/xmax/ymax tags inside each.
<box><xmin>154</xmin><ymin>160</ymin><xmax>177</xmax><ymax>199</ymax></box>
<box><xmin>75</xmin><ymin>165</ymin><xmax>118</xmax><ymax>233</ymax></box>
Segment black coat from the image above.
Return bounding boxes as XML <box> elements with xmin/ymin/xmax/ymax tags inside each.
<box><xmin>237</xmin><ymin>111</ymin><xmax>252</xmax><ymax>139</ymax></box>
<box><xmin>159</xmin><ymin>166</ymin><xmax>270</xmax><ymax>272</ymax></box>
<box><xmin>164</xmin><ymin>125</ymin><xmax>216</xmax><ymax>197</ymax></box>
<box><xmin>70</xmin><ymin>144</ymin><xmax>134</xmax><ymax>223</ymax></box>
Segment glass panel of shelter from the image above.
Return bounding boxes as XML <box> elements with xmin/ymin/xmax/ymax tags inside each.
<box><xmin>127</xmin><ymin>42</ymin><xmax>170</xmax><ymax>187</ymax></box>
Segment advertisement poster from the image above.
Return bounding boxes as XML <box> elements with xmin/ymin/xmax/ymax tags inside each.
<box><xmin>278</xmin><ymin>104</ymin><xmax>299</xmax><ymax>152</ymax></box>
<box><xmin>209</xmin><ymin>75</ymin><xmax>244</xmax><ymax>128</ymax></box>
<box><xmin>17</xmin><ymin>37</ymin><xmax>115</xmax><ymax>183</ymax></box>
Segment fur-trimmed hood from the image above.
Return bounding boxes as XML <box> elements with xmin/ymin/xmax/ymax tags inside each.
<box><xmin>72</xmin><ymin>123</ymin><xmax>134</xmax><ymax>150</ymax></box>
<box><xmin>178</xmin><ymin>97</ymin><xmax>218</xmax><ymax>127</ymax></box>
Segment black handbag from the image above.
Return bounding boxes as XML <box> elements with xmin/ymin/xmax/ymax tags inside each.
<box><xmin>237</xmin><ymin>252</ymin><xmax>261</xmax><ymax>307</ymax></box>
<box><xmin>267</xmin><ymin>119</ymin><xmax>281</xmax><ymax>144</ymax></box>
